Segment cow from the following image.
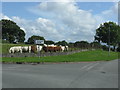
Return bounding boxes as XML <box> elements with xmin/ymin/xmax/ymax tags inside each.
<box><xmin>31</xmin><ymin>45</ymin><xmax>43</xmax><ymax>53</ymax></box>
<box><xmin>60</xmin><ymin>45</ymin><xmax>65</xmax><ymax>52</ymax></box>
<box><xmin>65</xmin><ymin>46</ymin><xmax>69</xmax><ymax>51</ymax></box>
<box><xmin>9</xmin><ymin>46</ymin><xmax>22</xmax><ymax>53</ymax></box>
<box><xmin>47</xmin><ymin>44</ymin><xmax>57</xmax><ymax>47</ymax></box>
<box><xmin>21</xmin><ymin>46</ymin><xmax>31</xmax><ymax>53</ymax></box>
<box><xmin>9</xmin><ymin>45</ymin><xmax>43</xmax><ymax>54</ymax></box>
<box><xmin>36</xmin><ymin>45</ymin><xmax>43</xmax><ymax>52</ymax></box>
<box><xmin>54</xmin><ymin>46</ymin><xmax>62</xmax><ymax>52</ymax></box>
<box><xmin>43</xmin><ymin>44</ymin><xmax>62</xmax><ymax>52</ymax></box>
<box><xmin>44</xmin><ymin>44</ymin><xmax>57</xmax><ymax>47</ymax></box>
<box><xmin>59</xmin><ymin>45</ymin><xmax>68</xmax><ymax>52</ymax></box>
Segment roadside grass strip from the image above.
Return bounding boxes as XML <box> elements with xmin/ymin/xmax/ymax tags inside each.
<box><xmin>2</xmin><ymin>50</ymin><xmax>118</xmax><ymax>63</ymax></box>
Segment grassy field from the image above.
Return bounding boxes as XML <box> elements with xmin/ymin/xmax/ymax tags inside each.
<box><xmin>2</xmin><ymin>50</ymin><xmax>118</xmax><ymax>63</ymax></box>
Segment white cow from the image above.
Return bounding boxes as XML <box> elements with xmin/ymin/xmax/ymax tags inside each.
<box><xmin>60</xmin><ymin>45</ymin><xmax>65</xmax><ymax>52</ymax></box>
<box><xmin>60</xmin><ymin>45</ymin><xmax>69</xmax><ymax>52</ymax></box>
<box><xmin>65</xmin><ymin>46</ymin><xmax>69</xmax><ymax>51</ymax></box>
<box><xmin>9</xmin><ymin>46</ymin><xmax>22</xmax><ymax>53</ymax></box>
<box><xmin>36</xmin><ymin>45</ymin><xmax>43</xmax><ymax>52</ymax></box>
<box><xmin>21</xmin><ymin>46</ymin><xmax>31</xmax><ymax>53</ymax></box>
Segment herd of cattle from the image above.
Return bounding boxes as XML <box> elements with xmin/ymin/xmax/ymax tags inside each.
<box><xmin>9</xmin><ymin>44</ymin><xmax>69</xmax><ymax>53</ymax></box>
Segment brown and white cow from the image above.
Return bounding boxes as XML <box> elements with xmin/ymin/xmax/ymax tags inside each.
<box><xmin>21</xmin><ymin>46</ymin><xmax>31</xmax><ymax>53</ymax></box>
<box><xmin>60</xmin><ymin>45</ymin><xmax>69</xmax><ymax>52</ymax></box>
<box><xmin>31</xmin><ymin>45</ymin><xmax>43</xmax><ymax>53</ymax></box>
<box><xmin>43</xmin><ymin>44</ymin><xmax>62</xmax><ymax>52</ymax></box>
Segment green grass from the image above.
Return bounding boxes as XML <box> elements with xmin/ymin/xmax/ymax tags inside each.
<box><xmin>2</xmin><ymin>50</ymin><xmax>118</xmax><ymax>63</ymax></box>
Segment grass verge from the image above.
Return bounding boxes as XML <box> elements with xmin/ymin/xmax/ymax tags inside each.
<box><xmin>2</xmin><ymin>50</ymin><xmax>118</xmax><ymax>63</ymax></box>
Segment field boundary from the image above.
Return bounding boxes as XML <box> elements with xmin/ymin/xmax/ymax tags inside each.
<box><xmin>1</xmin><ymin>49</ymin><xmax>90</xmax><ymax>57</ymax></box>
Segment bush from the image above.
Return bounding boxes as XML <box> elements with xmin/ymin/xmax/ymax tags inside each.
<box><xmin>2</xmin><ymin>39</ymin><xmax>9</xmax><ymax>43</ymax></box>
<box><xmin>102</xmin><ymin>45</ymin><xmax>108</xmax><ymax>51</ymax></box>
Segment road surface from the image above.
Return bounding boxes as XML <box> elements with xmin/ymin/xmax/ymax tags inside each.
<box><xmin>2</xmin><ymin>60</ymin><xmax>118</xmax><ymax>88</ymax></box>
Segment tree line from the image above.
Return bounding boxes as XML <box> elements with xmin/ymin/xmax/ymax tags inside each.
<box><xmin>1</xmin><ymin>19</ymin><xmax>120</xmax><ymax>52</ymax></box>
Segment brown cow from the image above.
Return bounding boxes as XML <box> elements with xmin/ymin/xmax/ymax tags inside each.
<box><xmin>31</xmin><ymin>45</ymin><xmax>37</xmax><ymax>53</ymax></box>
<box><xmin>43</xmin><ymin>46</ymin><xmax>62</xmax><ymax>52</ymax></box>
<box><xmin>54</xmin><ymin>46</ymin><xmax>62</xmax><ymax>52</ymax></box>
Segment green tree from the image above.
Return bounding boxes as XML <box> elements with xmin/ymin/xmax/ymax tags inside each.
<box><xmin>95</xmin><ymin>21</ymin><xmax>120</xmax><ymax>51</ymax></box>
<box><xmin>1</xmin><ymin>19</ymin><xmax>25</xmax><ymax>43</ymax></box>
<box><xmin>27</xmin><ymin>35</ymin><xmax>45</xmax><ymax>44</ymax></box>
<box><xmin>74</xmin><ymin>41</ymin><xmax>89</xmax><ymax>48</ymax></box>
<box><xmin>55</xmin><ymin>40</ymin><xmax>68</xmax><ymax>46</ymax></box>
<box><xmin>69</xmin><ymin>42</ymin><xmax>74</xmax><ymax>48</ymax></box>
<box><xmin>90</xmin><ymin>41</ymin><xmax>101</xmax><ymax>49</ymax></box>
<box><xmin>45</xmin><ymin>40</ymin><xmax>54</xmax><ymax>45</ymax></box>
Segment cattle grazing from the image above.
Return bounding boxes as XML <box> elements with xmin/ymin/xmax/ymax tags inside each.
<box><xmin>60</xmin><ymin>45</ymin><xmax>65</xmax><ymax>52</ymax></box>
<box><xmin>21</xmin><ymin>46</ymin><xmax>31</xmax><ymax>53</ymax></box>
<box><xmin>54</xmin><ymin>46</ymin><xmax>62</xmax><ymax>52</ymax></box>
<box><xmin>36</xmin><ymin>45</ymin><xmax>43</xmax><ymax>52</ymax></box>
<box><xmin>43</xmin><ymin>44</ymin><xmax>62</xmax><ymax>52</ymax></box>
<box><xmin>9</xmin><ymin>45</ymin><xmax>43</xmax><ymax>54</ymax></box>
<box><xmin>65</xmin><ymin>46</ymin><xmax>69</xmax><ymax>51</ymax></box>
<box><xmin>59</xmin><ymin>45</ymin><xmax>69</xmax><ymax>52</ymax></box>
<box><xmin>9</xmin><ymin>46</ymin><xmax>22</xmax><ymax>53</ymax></box>
<box><xmin>47</xmin><ymin>44</ymin><xmax>57</xmax><ymax>47</ymax></box>
<box><xmin>9</xmin><ymin>44</ymin><xmax>68</xmax><ymax>53</ymax></box>
<box><xmin>31</xmin><ymin>45</ymin><xmax>43</xmax><ymax>53</ymax></box>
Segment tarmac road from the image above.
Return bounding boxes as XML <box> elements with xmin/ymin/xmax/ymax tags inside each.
<box><xmin>2</xmin><ymin>59</ymin><xmax>118</xmax><ymax>88</ymax></box>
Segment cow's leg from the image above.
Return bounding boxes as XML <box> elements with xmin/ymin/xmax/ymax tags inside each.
<box><xmin>9</xmin><ymin>50</ymin><xmax>11</xmax><ymax>53</ymax></box>
<box><xmin>29</xmin><ymin>48</ymin><xmax>31</xmax><ymax>53</ymax></box>
<box><xmin>29</xmin><ymin>50</ymin><xmax>31</xmax><ymax>53</ymax></box>
<box><xmin>12</xmin><ymin>50</ymin><xmax>14</xmax><ymax>53</ymax></box>
<box><xmin>29</xmin><ymin>47</ymin><xmax>32</xmax><ymax>53</ymax></box>
<box><xmin>20</xmin><ymin>49</ymin><xmax>22</xmax><ymax>53</ymax></box>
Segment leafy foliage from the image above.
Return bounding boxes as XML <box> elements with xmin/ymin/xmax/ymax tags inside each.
<box><xmin>55</xmin><ymin>40</ymin><xmax>68</xmax><ymax>46</ymax></box>
<box><xmin>1</xmin><ymin>19</ymin><xmax>25</xmax><ymax>43</ymax></box>
<box><xmin>45</xmin><ymin>40</ymin><xmax>55</xmax><ymax>45</ymax></box>
<box><xmin>74</xmin><ymin>41</ymin><xmax>89</xmax><ymax>48</ymax></box>
<box><xmin>90</xmin><ymin>41</ymin><xmax>101</xmax><ymax>49</ymax></box>
<box><xmin>95</xmin><ymin>22</ymin><xmax>120</xmax><ymax>50</ymax></box>
<box><xmin>27</xmin><ymin>35</ymin><xmax>45</xmax><ymax>44</ymax></box>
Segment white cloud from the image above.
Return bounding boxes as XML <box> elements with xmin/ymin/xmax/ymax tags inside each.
<box><xmin>28</xmin><ymin>2</ymin><xmax>97</xmax><ymax>42</ymax></box>
<box><xmin>0</xmin><ymin>13</ymin><xmax>11</xmax><ymax>20</ymax></box>
<box><xmin>11</xmin><ymin>16</ymin><xmax>63</xmax><ymax>41</ymax></box>
<box><xmin>94</xmin><ymin>3</ymin><xmax>118</xmax><ymax>25</ymax></box>
<box><xmin>1</xmin><ymin>2</ymin><xmax>118</xmax><ymax>43</ymax></box>
<box><xmin>102</xmin><ymin>3</ymin><xmax>118</xmax><ymax>15</ymax></box>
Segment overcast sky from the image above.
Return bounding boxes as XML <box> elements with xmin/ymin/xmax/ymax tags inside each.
<box><xmin>1</xmin><ymin>1</ymin><xmax>118</xmax><ymax>42</ymax></box>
